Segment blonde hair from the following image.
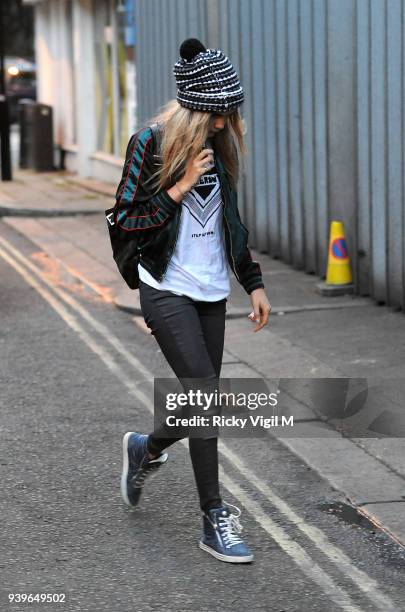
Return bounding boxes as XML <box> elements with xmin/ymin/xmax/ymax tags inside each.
<box><xmin>141</xmin><ymin>99</ymin><xmax>247</xmax><ymax>193</ymax></box>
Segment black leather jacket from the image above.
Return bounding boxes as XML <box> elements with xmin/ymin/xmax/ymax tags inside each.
<box><xmin>114</xmin><ymin>123</ymin><xmax>265</xmax><ymax>295</ymax></box>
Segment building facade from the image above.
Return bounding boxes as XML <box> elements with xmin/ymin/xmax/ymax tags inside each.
<box><xmin>27</xmin><ymin>0</ymin><xmax>405</xmax><ymax>312</ymax></box>
<box><xmin>26</xmin><ymin>0</ymin><xmax>136</xmax><ymax>182</ymax></box>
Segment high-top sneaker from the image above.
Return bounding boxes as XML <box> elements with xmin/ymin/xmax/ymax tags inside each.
<box><xmin>199</xmin><ymin>502</ymin><xmax>253</xmax><ymax>563</ymax></box>
<box><xmin>121</xmin><ymin>432</ymin><xmax>168</xmax><ymax>507</ymax></box>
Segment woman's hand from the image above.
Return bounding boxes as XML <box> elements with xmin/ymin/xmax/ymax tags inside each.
<box><xmin>248</xmin><ymin>288</ymin><xmax>272</xmax><ymax>332</ymax></box>
<box><xmin>178</xmin><ymin>148</ymin><xmax>215</xmax><ymax>192</ymax></box>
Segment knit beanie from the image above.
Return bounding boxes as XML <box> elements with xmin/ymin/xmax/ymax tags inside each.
<box><xmin>173</xmin><ymin>38</ymin><xmax>244</xmax><ymax>113</ymax></box>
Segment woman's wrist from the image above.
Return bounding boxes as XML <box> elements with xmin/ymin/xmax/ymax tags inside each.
<box><xmin>176</xmin><ymin>180</ymin><xmax>192</xmax><ymax>195</ymax></box>
<box><xmin>167</xmin><ymin>182</ymin><xmax>187</xmax><ymax>203</ymax></box>
<box><xmin>166</xmin><ymin>179</ymin><xmax>193</xmax><ymax>204</ymax></box>
<box><xmin>174</xmin><ymin>182</ymin><xmax>186</xmax><ymax>199</ymax></box>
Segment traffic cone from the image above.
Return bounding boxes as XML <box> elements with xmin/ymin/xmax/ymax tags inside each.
<box><xmin>316</xmin><ymin>220</ymin><xmax>354</xmax><ymax>296</ymax></box>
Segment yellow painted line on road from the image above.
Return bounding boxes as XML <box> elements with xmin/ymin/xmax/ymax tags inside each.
<box><xmin>0</xmin><ymin>236</ymin><xmax>397</xmax><ymax>612</ymax></box>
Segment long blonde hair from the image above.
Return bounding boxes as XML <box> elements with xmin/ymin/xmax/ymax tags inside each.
<box><xmin>141</xmin><ymin>99</ymin><xmax>247</xmax><ymax>193</ymax></box>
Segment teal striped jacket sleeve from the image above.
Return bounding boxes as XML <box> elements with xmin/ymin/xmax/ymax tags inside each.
<box><xmin>114</xmin><ymin>126</ymin><xmax>179</xmax><ymax>233</ymax></box>
<box><xmin>235</xmin><ymin>207</ymin><xmax>265</xmax><ymax>294</ymax></box>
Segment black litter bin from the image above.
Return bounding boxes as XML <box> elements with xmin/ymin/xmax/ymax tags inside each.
<box><xmin>18</xmin><ymin>101</ymin><xmax>54</xmax><ymax>171</ymax></box>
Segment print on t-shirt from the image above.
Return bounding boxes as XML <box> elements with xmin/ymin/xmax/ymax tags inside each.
<box><xmin>183</xmin><ymin>171</ymin><xmax>221</xmax><ymax>229</ymax></box>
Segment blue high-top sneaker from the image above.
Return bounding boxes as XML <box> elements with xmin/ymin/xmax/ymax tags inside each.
<box><xmin>199</xmin><ymin>502</ymin><xmax>254</xmax><ymax>563</ymax></box>
<box><xmin>121</xmin><ymin>432</ymin><xmax>168</xmax><ymax>507</ymax></box>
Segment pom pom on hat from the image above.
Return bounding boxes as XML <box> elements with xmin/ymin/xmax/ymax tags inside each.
<box><xmin>179</xmin><ymin>38</ymin><xmax>207</xmax><ymax>61</ymax></box>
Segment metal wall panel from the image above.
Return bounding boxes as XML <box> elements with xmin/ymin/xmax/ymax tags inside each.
<box><xmin>327</xmin><ymin>0</ymin><xmax>357</xmax><ymax>286</ymax></box>
<box><xmin>136</xmin><ymin>0</ymin><xmax>405</xmax><ymax>312</ymax></box>
<box><xmin>356</xmin><ymin>0</ymin><xmax>405</xmax><ymax>310</ymax></box>
<box><xmin>135</xmin><ymin>0</ymin><xmax>207</xmax><ymax>122</ymax></box>
<box><xmin>356</xmin><ymin>0</ymin><xmax>372</xmax><ymax>298</ymax></box>
<box><xmin>287</xmin><ymin>0</ymin><xmax>304</xmax><ymax>268</ymax></box>
<box><xmin>370</xmin><ymin>0</ymin><xmax>387</xmax><ymax>303</ymax></box>
<box><xmin>386</xmin><ymin>0</ymin><xmax>403</xmax><ymax>308</ymax></box>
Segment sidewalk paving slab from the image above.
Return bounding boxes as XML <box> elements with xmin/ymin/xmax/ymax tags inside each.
<box><xmin>0</xmin><ymin>170</ymin><xmax>104</xmax><ymax>216</ymax></box>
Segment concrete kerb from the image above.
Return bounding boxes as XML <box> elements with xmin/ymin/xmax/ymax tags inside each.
<box><xmin>113</xmin><ymin>291</ymin><xmax>370</xmax><ymax>319</ymax></box>
<box><xmin>267</xmin><ymin>404</ymin><xmax>405</xmax><ymax>548</ymax></box>
<box><xmin>113</xmin><ymin>289</ymin><xmax>248</xmax><ymax>319</ymax></box>
<box><xmin>0</xmin><ymin>203</ymin><xmax>102</xmax><ymax>218</ymax></box>
<box><xmin>64</xmin><ymin>175</ymin><xmax>116</xmax><ymax>198</ymax></box>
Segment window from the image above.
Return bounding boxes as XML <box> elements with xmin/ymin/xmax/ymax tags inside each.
<box><xmin>93</xmin><ymin>0</ymin><xmax>136</xmax><ymax>157</ymax></box>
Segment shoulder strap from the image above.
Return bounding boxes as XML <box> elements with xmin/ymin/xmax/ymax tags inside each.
<box><xmin>149</xmin><ymin>122</ymin><xmax>162</xmax><ymax>146</ymax></box>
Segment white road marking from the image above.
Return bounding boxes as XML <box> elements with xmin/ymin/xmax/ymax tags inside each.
<box><xmin>0</xmin><ymin>236</ymin><xmax>397</xmax><ymax>611</ymax></box>
<box><xmin>219</xmin><ymin>468</ymin><xmax>363</xmax><ymax>612</ymax></box>
<box><xmin>218</xmin><ymin>442</ymin><xmax>396</xmax><ymax>611</ymax></box>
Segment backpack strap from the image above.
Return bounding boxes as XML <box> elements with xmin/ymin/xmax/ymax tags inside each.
<box><xmin>149</xmin><ymin>122</ymin><xmax>163</xmax><ymax>152</ymax></box>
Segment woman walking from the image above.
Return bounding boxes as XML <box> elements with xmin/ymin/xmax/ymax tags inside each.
<box><xmin>116</xmin><ymin>39</ymin><xmax>271</xmax><ymax>563</ymax></box>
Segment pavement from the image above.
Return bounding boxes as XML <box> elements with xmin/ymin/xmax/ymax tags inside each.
<box><xmin>0</xmin><ymin>169</ymin><xmax>104</xmax><ymax>217</ymax></box>
<box><xmin>2</xmin><ymin>168</ymin><xmax>405</xmax><ymax>549</ymax></box>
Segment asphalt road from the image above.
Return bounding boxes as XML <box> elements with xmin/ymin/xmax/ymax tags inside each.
<box><xmin>1</xmin><ymin>220</ymin><xmax>404</xmax><ymax>612</ymax></box>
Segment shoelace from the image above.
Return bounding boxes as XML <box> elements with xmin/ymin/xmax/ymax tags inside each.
<box><xmin>217</xmin><ymin>501</ymin><xmax>244</xmax><ymax>548</ymax></box>
<box><xmin>131</xmin><ymin>456</ymin><xmax>160</xmax><ymax>489</ymax></box>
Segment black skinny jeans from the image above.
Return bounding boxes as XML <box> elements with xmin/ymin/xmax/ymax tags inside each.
<box><xmin>138</xmin><ymin>279</ymin><xmax>226</xmax><ymax>513</ymax></box>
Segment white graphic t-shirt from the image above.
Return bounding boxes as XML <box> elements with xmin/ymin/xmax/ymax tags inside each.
<box><xmin>138</xmin><ymin>141</ymin><xmax>231</xmax><ymax>301</ymax></box>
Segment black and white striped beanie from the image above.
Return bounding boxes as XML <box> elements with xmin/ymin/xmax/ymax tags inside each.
<box><xmin>173</xmin><ymin>38</ymin><xmax>244</xmax><ymax>113</ymax></box>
